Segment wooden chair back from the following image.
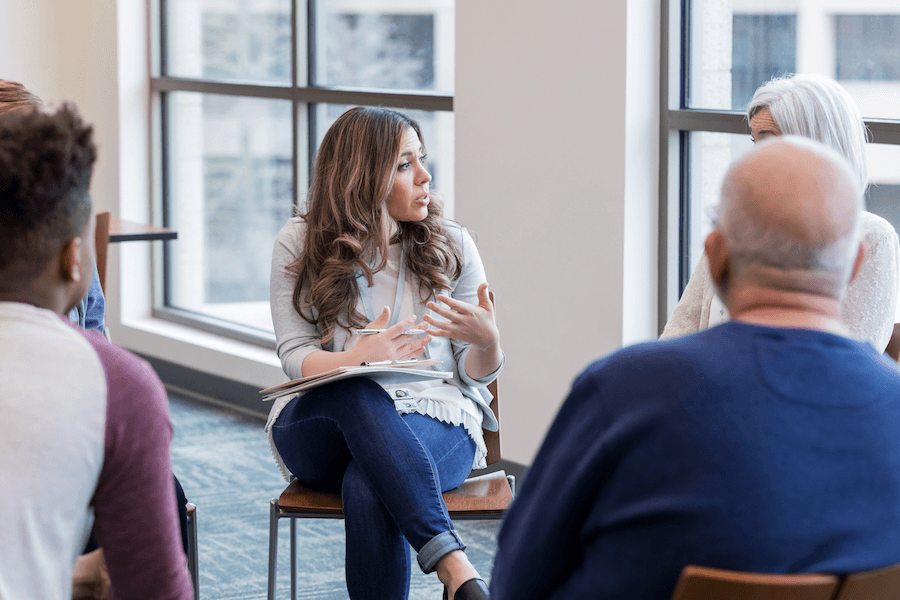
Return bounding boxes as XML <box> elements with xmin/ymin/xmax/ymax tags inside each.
<box><xmin>670</xmin><ymin>565</ymin><xmax>840</xmax><ymax>600</ymax></box>
<box><xmin>886</xmin><ymin>323</ymin><xmax>900</xmax><ymax>362</ymax></box>
<box><xmin>484</xmin><ymin>379</ymin><xmax>500</xmax><ymax>466</ymax></box>
<box><xmin>94</xmin><ymin>211</ymin><xmax>111</xmax><ymax>294</ymax></box>
<box><xmin>834</xmin><ymin>563</ymin><xmax>900</xmax><ymax>600</ymax></box>
<box><xmin>482</xmin><ymin>289</ymin><xmax>501</xmax><ymax>466</ymax></box>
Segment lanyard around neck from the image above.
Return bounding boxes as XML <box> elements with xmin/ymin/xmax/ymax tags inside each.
<box><xmin>356</xmin><ymin>243</ymin><xmax>407</xmax><ymax>326</ymax></box>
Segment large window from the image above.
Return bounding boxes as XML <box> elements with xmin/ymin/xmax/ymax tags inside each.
<box><xmin>152</xmin><ymin>0</ymin><xmax>454</xmax><ymax>344</ymax></box>
<box><xmin>835</xmin><ymin>15</ymin><xmax>900</xmax><ymax>81</ymax></box>
<box><xmin>662</xmin><ymin>0</ymin><xmax>900</xmax><ymax>326</ymax></box>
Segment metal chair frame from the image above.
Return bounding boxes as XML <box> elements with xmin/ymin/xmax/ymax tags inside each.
<box><xmin>186</xmin><ymin>502</ymin><xmax>199</xmax><ymax>599</ymax></box>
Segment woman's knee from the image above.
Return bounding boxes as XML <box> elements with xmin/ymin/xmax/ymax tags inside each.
<box><xmin>306</xmin><ymin>377</ymin><xmax>392</xmax><ymax>413</ymax></box>
<box><xmin>327</xmin><ymin>376</ymin><xmax>385</xmax><ymax>397</ymax></box>
<box><xmin>404</xmin><ymin>414</ymin><xmax>476</xmax><ymax>490</ymax></box>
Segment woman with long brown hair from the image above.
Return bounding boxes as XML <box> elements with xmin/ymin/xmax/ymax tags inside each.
<box><xmin>267</xmin><ymin>106</ymin><xmax>503</xmax><ymax>600</ymax></box>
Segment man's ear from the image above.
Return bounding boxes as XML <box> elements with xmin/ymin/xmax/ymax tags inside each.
<box><xmin>60</xmin><ymin>237</ymin><xmax>83</xmax><ymax>284</ymax></box>
<box><xmin>705</xmin><ymin>229</ymin><xmax>729</xmax><ymax>287</ymax></box>
<box><xmin>849</xmin><ymin>241</ymin><xmax>866</xmax><ymax>283</ymax></box>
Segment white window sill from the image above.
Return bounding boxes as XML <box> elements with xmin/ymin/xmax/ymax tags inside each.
<box><xmin>112</xmin><ymin>314</ymin><xmax>286</xmax><ymax>389</ymax></box>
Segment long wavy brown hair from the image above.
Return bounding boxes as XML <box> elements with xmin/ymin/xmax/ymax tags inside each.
<box><xmin>291</xmin><ymin>106</ymin><xmax>463</xmax><ymax>343</ymax></box>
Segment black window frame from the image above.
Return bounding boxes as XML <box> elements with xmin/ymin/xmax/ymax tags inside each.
<box><xmin>659</xmin><ymin>0</ymin><xmax>900</xmax><ymax>333</ymax></box>
<box><xmin>150</xmin><ymin>0</ymin><xmax>453</xmax><ymax>347</ymax></box>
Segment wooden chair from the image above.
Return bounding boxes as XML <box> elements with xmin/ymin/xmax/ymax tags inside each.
<box><xmin>885</xmin><ymin>323</ymin><xmax>900</xmax><ymax>362</ymax></box>
<box><xmin>266</xmin><ymin>378</ymin><xmax>514</xmax><ymax>600</ymax></box>
<box><xmin>94</xmin><ymin>211</ymin><xmax>111</xmax><ymax>295</ymax></box>
<box><xmin>833</xmin><ymin>562</ymin><xmax>900</xmax><ymax>600</ymax></box>
<box><xmin>670</xmin><ymin>565</ymin><xmax>840</xmax><ymax>600</ymax></box>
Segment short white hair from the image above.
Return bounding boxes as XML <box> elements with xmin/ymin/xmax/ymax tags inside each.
<box><xmin>747</xmin><ymin>74</ymin><xmax>868</xmax><ymax>196</ymax></box>
<box><xmin>719</xmin><ymin>136</ymin><xmax>863</xmax><ymax>290</ymax></box>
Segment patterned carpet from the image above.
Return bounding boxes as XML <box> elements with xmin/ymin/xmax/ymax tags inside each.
<box><xmin>167</xmin><ymin>394</ymin><xmax>502</xmax><ymax>600</ymax></box>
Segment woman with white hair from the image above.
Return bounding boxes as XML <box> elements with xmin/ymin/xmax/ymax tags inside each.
<box><xmin>661</xmin><ymin>73</ymin><xmax>900</xmax><ymax>351</ymax></box>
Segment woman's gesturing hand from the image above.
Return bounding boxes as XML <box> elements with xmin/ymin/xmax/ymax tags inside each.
<box><xmin>351</xmin><ymin>306</ymin><xmax>432</xmax><ymax>364</ymax></box>
<box><xmin>423</xmin><ymin>283</ymin><xmax>500</xmax><ymax>350</ymax></box>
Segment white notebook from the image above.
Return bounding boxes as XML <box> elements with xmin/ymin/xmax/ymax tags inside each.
<box><xmin>259</xmin><ymin>359</ymin><xmax>450</xmax><ymax>402</ymax></box>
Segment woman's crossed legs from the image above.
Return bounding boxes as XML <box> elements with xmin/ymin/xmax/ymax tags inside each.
<box><xmin>271</xmin><ymin>377</ymin><xmax>476</xmax><ymax>599</ymax></box>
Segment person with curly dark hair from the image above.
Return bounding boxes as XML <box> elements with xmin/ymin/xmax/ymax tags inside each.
<box><xmin>267</xmin><ymin>106</ymin><xmax>503</xmax><ymax>600</ymax></box>
<box><xmin>0</xmin><ymin>78</ymin><xmax>107</xmax><ymax>335</ymax></box>
<box><xmin>0</xmin><ymin>103</ymin><xmax>192</xmax><ymax>600</ymax></box>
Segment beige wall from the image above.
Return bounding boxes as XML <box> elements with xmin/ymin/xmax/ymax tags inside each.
<box><xmin>0</xmin><ymin>0</ymin><xmax>660</xmax><ymax>465</ymax></box>
<box><xmin>455</xmin><ymin>0</ymin><xmax>659</xmax><ymax>462</ymax></box>
<box><xmin>0</xmin><ymin>0</ymin><xmax>121</xmax><ymax>217</ymax></box>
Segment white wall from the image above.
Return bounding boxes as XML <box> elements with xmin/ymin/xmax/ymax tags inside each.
<box><xmin>1</xmin><ymin>0</ymin><xmax>660</xmax><ymax>465</ymax></box>
<box><xmin>455</xmin><ymin>0</ymin><xmax>659</xmax><ymax>463</ymax></box>
<box><xmin>624</xmin><ymin>0</ymin><xmax>661</xmax><ymax>346</ymax></box>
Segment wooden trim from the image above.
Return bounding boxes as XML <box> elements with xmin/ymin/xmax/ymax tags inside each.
<box><xmin>94</xmin><ymin>211</ymin><xmax>111</xmax><ymax>295</ymax></box>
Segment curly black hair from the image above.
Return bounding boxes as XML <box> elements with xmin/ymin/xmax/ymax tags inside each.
<box><xmin>0</xmin><ymin>103</ymin><xmax>97</xmax><ymax>282</ymax></box>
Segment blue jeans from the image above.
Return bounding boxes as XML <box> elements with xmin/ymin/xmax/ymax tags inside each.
<box><xmin>271</xmin><ymin>377</ymin><xmax>476</xmax><ymax>600</ymax></box>
<box><xmin>67</xmin><ymin>266</ymin><xmax>106</xmax><ymax>335</ymax></box>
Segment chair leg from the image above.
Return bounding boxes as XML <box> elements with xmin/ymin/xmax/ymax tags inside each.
<box><xmin>186</xmin><ymin>502</ymin><xmax>199</xmax><ymax>599</ymax></box>
<box><xmin>290</xmin><ymin>516</ymin><xmax>297</xmax><ymax>600</ymax></box>
<box><xmin>268</xmin><ymin>499</ymin><xmax>279</xmax><ymax>600</ymax></box>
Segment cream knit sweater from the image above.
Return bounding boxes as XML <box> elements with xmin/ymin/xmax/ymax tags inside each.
<box><xmin>661</xmin><ymin>211</ymin><xmax>900</xmax><ymax>351</ymax></box>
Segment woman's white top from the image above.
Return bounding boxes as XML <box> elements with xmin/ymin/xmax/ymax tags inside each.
<box><xmin>348</xmin><ymin>242</ymin><xmax>486</xmax><ymax>466</ymax></box>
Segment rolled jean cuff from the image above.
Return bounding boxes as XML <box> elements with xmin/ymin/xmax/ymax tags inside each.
<box><xmin>416</xmin><ymin>530</ymin><xmax>466</xmax><ymax>573</ymax></box>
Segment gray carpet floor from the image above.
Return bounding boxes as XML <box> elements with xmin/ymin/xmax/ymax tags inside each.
<box><xmin>167</xmin><ymin>394</ymin><xmax>502</xmax><ymax>600</ymax></box>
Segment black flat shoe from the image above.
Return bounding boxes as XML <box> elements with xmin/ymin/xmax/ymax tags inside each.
<box><xmin>451</xmin><ymin>578</ymin><xmax>490</xmax><ymax>600</ymax></box>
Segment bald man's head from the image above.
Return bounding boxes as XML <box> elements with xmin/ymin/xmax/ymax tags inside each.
<box><xmin>714</xmin><ymin>136</ymin><xmax>862</xmax><ymax>299</ymax></box>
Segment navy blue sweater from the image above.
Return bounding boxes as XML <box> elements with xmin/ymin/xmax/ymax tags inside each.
<box><xmin>491</xmin><ymin>322</ymin><xmax>900</xmax><ymax>599</ymax></box>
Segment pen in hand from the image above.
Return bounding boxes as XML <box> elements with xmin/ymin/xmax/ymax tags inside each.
<box><xmin>360</xmin><ymin>358</ymin><xmax>420</xmax><ymax>367</ymax></box>
<box><xmin>357</xmin><ymin>329</ymin><xmax>426</xmax><ymax>335</ymax></box>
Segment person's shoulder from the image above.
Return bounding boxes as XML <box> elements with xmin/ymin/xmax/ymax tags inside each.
<box><xmin>575</xmin><ymin>333</ymin><xmax>711</xmax><ymax>388</ymax></box>
<box><xmin>442</xmin><ymin>219</ymin><xmax>466</xmax><ymax>240</ymax></box>
<box><xmin>621</xmin><ymin>329</ymin><xmax>723</xmax><ymax>360</ymax></box>
<box><xmin>278</xmin><ymin>215</ymin><xmax>306</xmax><ymax>240</ymax></box>
<box><xmin>78</xmin><ymin>329</ymin><xmax>163</xmax><ymax>396</ymax></box>
<box><xmin>861</xmin><ymin>210</ymin><xmax>899</xmax><ymax>242</ymax></box>
<box><xmin>5</xmin><ymin>304</ymin><xmax>98</xmax><ymax>357</ymax></box>
<box><xmin>442</xmin><ymin>220</ymin><xmax>478</xmax><ymax>254</ymax></box>
<box><xmin>273</xmin><ymin>216</ymin><xmax>308</xmax><ymax>260</ymax></box>
<box><xmin>584</xmin><ymin>324</ymin><xmax>747</xmax><ymax>382</ymax></box>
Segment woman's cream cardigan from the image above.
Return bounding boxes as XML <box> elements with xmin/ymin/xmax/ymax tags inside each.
<box><xmin>661</xmin><ymin>211</ymin><xmax>900</xmax><ymax>351</ymax></box>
